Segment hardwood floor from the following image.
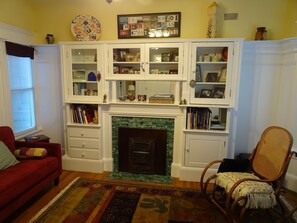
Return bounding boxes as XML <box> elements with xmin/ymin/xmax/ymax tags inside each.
<box><xmin>7</xmin><ymin>170</ymin><xmax>297</xmax><ymax>223</ymax></box>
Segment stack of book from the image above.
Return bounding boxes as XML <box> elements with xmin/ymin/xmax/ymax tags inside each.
<box><xmin>186</xmin><ymin>107</ymin><xmax>212</xmax><ymax>130</ymax></box>
<box><xmin>149</xmin><ymin>94</ymin><xmax>174</xmax><ymax>104</ymax></box>
<box><xmin>70</xmin><ymin>104</ymin><xmax>98</xmax><ymax>124</ymax></box>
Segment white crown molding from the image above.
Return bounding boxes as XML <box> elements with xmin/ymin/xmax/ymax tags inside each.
<box><xmin>0</xmin><ymin>22</ymin><xmax>34</xmax><ymax>45</ymax></box>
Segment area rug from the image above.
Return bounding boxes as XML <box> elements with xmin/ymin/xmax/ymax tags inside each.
<box><xmin>30</xmin><ymin>178</ymin><xmax>295</xmax><ymax>223</ymax></box>
<box><xmin>30</xmin><ymin>177</ymin><xmax>225</xmax><ymax>223</ymax></box>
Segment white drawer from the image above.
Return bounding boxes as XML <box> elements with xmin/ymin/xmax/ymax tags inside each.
<box><xmin>69</xmin><ymin>138</ymin><xmax>100</xmax><ymax>149</ymax></box>
<box><xmin>68</xmin><ymin>127</ymin><xmax>99</xmax><ymax>138</ymax></box>
<box><xmin>68</xmin><ymin>148</ymin><xmax>100</xmax><ymax>159</ymax></box>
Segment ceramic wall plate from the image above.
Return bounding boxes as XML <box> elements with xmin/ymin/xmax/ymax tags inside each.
<box><xmin>71</xmin><ymin>14</ymin><xmax>101</xmax><ymax>41</ymax></box>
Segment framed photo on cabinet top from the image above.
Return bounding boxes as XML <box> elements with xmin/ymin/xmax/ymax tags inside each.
<box><xmin>117</xmin><ymin>12</ymin><xmax>181</xmax><ymax>39</ymax></box>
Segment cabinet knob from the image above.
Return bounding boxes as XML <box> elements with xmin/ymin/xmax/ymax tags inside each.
<box><xmin>81</xmin><ymin>132</ymin><xmax>85</xmax><ymax>136</ymax></box>
<box><xmin>189</xmin><ymin>80</ymin><xmax>196</xmax><ymax>88</ymax></box>
<box><xmin>82</xmin><ymin>143</ymin><xmax>86</xmax><ymax>147</ymax></box>
<box><xmin>141</xmin><ymin>62</ymin><xmax>145</xmax><ymax>72</ymax></box>
<box><xmin>82</xmin><ymin>153</ymin><xmax>85</xmax><ymax>158</ymax></box>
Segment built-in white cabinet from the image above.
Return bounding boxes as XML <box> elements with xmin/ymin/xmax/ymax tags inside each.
<box><xmin>189</xmin><ymin>42</ymin><xmax>234</xmax><ymax>106</ymax></box>
<box><xmin>184</xmin><ymin>133</ymin><xmax>228</xmax><ymax>168</ymax></box>
<box><xmin>59</xmin><ymin>39</ymin><xmax>243</xmax><ymax>178</ymax></box>
<box><xmin>182</xmin><ymin>40</ymin><xmax>242</xmax><ymax>170</ymax></box>
<box><xmin>67</xmin><ymin>126</ymin><xmax>101</xmax><ymax>160</ymax></box>
<box><xmin>106</xmin><ymin>43</ymin><xmax>185</xmax><ymax>105</ymax></box>
<box><xmin>60</xmin><ymin>45</ymin><xmax>104</xmax><ymax>103</ymax></box>
<box><xmin>107</xmin><ymin>43</ymin><xmax>184</xmax><ymax>80</ymax></box>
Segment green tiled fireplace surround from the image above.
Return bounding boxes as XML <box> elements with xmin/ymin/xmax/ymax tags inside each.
<box><xmin>112</xmin><ymin>116</ymin><xmax>174</xmax><ymax>176</ymax></box>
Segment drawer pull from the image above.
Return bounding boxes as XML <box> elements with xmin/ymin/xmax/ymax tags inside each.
<box><xmin>81</xmin><ymin>132</ymin><xmax>85</xmax><ymax>136</ymax></box>
<box><xmin>82</xmin><ymin>153</ymin><xmax>85</xmax><ymax>158</ymax></box>
<box><xmin>82</xmin><ymin>143</ymin><xmax>86</xmax><ymax>148</ymax></box>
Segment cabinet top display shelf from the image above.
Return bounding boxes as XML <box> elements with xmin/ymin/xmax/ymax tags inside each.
<box><xmin>59</xmin><ymin>38</ymin><xmax>244</xmax><ymax>45</ymax></box>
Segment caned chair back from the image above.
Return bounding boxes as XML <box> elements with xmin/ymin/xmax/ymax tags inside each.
<box><xmin>252</xmin><ymin>126</ymin><xmax>293</xmax><ymax>180</ymax></box>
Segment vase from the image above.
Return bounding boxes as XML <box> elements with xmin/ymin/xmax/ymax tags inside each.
<box><xmin>255</xmin><ymin>27</ymin><xmax>266</xmax><ymax>40</ymax></box>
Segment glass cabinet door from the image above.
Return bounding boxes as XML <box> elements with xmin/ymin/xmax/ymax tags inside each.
<box><xmin>65</xmin><ymin>46</ymin><xmax>103</xmax><ymax>102</ymax></box>
<box><xmin>189</xmin><ymin>42</ymin><xmax>234</xmax><ymax>106</ymax></box>
<box><xmin>146</xmin><ymin>43</ymin><xmax>183</xmax><ymax>80</ymax></box>
<box><xmin>107</xmin><ymin>43</ymin><xmax>183</xmax><ymax>81</ymax></box>
<box><xmin>109</xmin><ymin>44</ymin><xmax>144</xmax><ymax>80</ymax></box>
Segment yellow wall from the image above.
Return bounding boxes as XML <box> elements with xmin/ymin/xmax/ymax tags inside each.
<box><xmin>0</xmin><ymin>0</ymin><xmax>296</xmax><ymax>44</ymax></box>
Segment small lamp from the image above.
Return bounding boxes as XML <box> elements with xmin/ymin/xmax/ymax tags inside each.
<box><xmin>128</xmin><ymin>84</ymin><xmax>135</xmax><ymax>101</ymax></box>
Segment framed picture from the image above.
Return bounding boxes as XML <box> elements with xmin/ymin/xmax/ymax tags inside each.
<box><xmin>200</xmin><ymin>89</ymin><xmax>212</xmax><ymax>98</ymax></box>
<box><xmin>117</xmin><ymin>12</ymin><xmax>181</xmax><ymax>39</ymax></box>
<box><xmin>219</xmin><ymin>67</ymin><xmax>227</xmax><ymax>82</ymax></box>
<box><xmin>205</xmin><ymin>72</ymin><xmax>219</xmax><ymax>82</ymax></box>
<box><xmin>213</xmin><ymin>86</ymin><xmax>225</xmax><ymax>98</ymax></box>
<box><xmin>113</xmin><ymin>49</ymin><xmax>129</xmax><ymax>62</ymax></box>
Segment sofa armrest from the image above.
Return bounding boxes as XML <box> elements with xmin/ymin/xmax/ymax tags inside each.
<box><xmin>15</xmin><ymin>141</ymin><xmax>62</xmax><ymax>171</ymax></box>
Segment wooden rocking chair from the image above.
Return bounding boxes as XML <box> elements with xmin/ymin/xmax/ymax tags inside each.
<box><xmin>200</xmin><ymin>126</ymin><xmax>295</xmax><ymax>223</ymax></box>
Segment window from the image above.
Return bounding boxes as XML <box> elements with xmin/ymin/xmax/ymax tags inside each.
<box><xmin>7</xmin><ymin>56</ymin><xmax>36</xmax><ymax>134</ymax></box>
<box><xmin>5</xmin><ymin>41</ymin><xmax>36</xmax><ymax>135</ymax></box>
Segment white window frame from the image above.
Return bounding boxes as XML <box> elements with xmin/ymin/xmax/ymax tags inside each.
<box><xmin>0</xmin><ymin>40</ymin><xmax>41</xmax><ymax>138</ymax></box>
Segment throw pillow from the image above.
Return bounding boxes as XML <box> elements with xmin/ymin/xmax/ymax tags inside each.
<box><xmin>0</xmin><ymin>141</ymin><xmax>20</xmax><ymax>170</ymax></box>
<box><xmin>14</xmin><ymin>147</ymin><xmax>48</xmax><ymax>159</ymax></box>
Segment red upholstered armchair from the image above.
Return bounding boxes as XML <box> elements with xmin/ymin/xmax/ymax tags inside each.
<box><xmin>0</xmin><ymin>126</ymin><xmax>62</xmax><ymax>221</ymax></box>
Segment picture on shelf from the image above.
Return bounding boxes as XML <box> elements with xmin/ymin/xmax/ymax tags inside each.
<box><xmin>114</xmin><ymin>49</ymin><xmax>129</xmax><ymax>61</ymax></box>
<box><xmin>205</xmin><ymin>72</ymin><xmax>219</xmax><ymax>82</ymax></box>
<box><xmin>162</xmin><ymin>53</ymin><xmax>171</xmax><ymax>62</ymax></box>
<box><xmin>200</xmin><ymin>89</ymin><xmax>212</xmax><ymax>98</ymax></box>
<box><xmin>72</xmin><ymin>70</ymin><xmax>86</xmax><ymax>81</ymax></box>
<box><xmin>219</xmin><ymin>67</ymin><xmax>227</xmax><ymax>82</ymax></box>
<box><xmin>125</xmin><ymin>52</ymin><xmax>140</xmax><ymax>62</ymax></box>
<box><xmin>213</xmin><ymin>86</ymin><xmax>225</xmax><ymax>98</ymax></box>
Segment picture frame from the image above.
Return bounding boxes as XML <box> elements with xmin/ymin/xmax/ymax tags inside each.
<box><xmin>219</xmin><ymin>67</ymin><xmax>227</xmax><ymax>82</ymax></box>
<box><xmin>200</xmin><ymin>89</ymin><xmax>212</xmax><ymax>98</ymax></box>
<box><xmin>213</xmin><ymin>86</ymin><xmax>225</xmax><ymax>98</ymax></box>
<box><xmin>117</xmin><ymin>12</ymin><xmax>181</xmax><ymax>39</ymax></box>
<box><xmin>205</xmin><ymin>72</ymin><xmax>219</xmax><ymax>82</ymax></box>
<box><xmin>72</xmin><ymin>70</ymin><xmax>86</xmax><ymax>81</ymax></box>
<box><xmin>114</xmin><ymin>49</ymin><xmax>130</xmax><ymax>62</ymax></box>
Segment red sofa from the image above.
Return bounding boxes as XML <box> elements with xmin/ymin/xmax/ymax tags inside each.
<box><xmin>0</xmin><ymin>126</ymin><xmax>62</xmax><ymax>221</ymax></box>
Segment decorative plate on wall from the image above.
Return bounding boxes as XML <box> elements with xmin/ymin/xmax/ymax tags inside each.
<box><xmin>71</xmin><ymin>14</ymin><xmax>101</xmax><ymax>41</ymax></box>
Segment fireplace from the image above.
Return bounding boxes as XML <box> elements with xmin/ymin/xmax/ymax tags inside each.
<box><xmin>111</xmin><ymin>116</ymin><xmax>174</xmax><ymax>176</ymax></box>
<box><xmin>118</xmin><ymin>127</ymin><xmax>167</xmax><ymax>175</ymax></box>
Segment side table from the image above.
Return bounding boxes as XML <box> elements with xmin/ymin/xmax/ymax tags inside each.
<box><xmin>24</xmin><ymin>134</ymin><xmax>50</xmax><ymax>143</ymax></box>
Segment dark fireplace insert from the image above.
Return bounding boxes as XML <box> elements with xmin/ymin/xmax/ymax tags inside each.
<box><xmin>118</xmin><ymin>127</ymin><xmax>167</xmax><ymax>175</ymax></box>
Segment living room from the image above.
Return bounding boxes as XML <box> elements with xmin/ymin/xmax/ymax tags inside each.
<box><xmin>0</xmin><ymin>0</ymin><xmax>297</xmax><ymax>222</ymax></box>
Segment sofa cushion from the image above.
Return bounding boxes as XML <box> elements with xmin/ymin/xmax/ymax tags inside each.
<box><xmin>0</xmin><ymin>141</ymin><xmax>20</xmax><ymax>170</ymax></box>
<box><xmin>0</xmin><ymin>157</ymin><xmax>58</xmax><ymax>209</ymax></box>
<box><xmin>14</xmin><ymin>147</ymin><xmax>48</xmax><ymax>159</ymax></box>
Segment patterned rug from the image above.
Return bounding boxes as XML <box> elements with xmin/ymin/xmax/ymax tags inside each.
<box><xmin>29</xmin><ymin>178</ymin><xmax>295</xmax><ymax>223</ymax></box>
<box><xmin>29</xmin><ymin>178</ymin><xmax>225</xmax><ymax>223</ymax></box>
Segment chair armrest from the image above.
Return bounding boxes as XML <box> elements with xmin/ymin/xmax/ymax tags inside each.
<box><xmin>200</xmin><ymin>160</ymin><xmax>224</xmax><ymax>192</ymax></box>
